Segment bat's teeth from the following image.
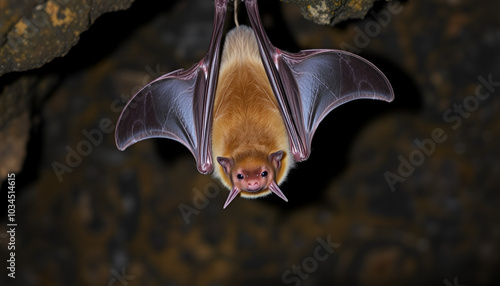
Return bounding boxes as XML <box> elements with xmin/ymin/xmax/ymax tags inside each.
<box><xmin>269</xmin><ymin>181</ymin><xmax>288</xmax><ymax>202</ymax></box>
<box><xmin>223</xmin><ymin>187</ymin><xmax>240</xmax><ymax>209</ymax></box>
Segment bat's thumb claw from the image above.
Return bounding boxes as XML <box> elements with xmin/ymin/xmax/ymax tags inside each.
<box><xmin>223</xmin><ymin>187</ymin><xmax>240</xmax><ymax>209</ymax></box>
<box><xmin>269</xmin><ymin>181</ymin><xmax>288</xmax><ymax>202</ymax></box>
<box><xmin>291</xmin><ymin>145</ymin><xmax>309</xmax><ymax>162</ymax></box>
<box><xmin>197</xmin><ymin>163</ymin><xmax>213</xmax><ymax>175</ymax></box>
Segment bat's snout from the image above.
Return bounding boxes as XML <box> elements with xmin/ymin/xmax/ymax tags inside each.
<box><xmin>245</xmin><ymin>180</ymin><xmax>263</xmax><ymax>192</ymax></box>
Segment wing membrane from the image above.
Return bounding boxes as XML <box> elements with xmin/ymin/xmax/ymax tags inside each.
<box><xmin>115</xmin><ymin>0</ymin><xmax>229</xmax><ymax>174</ymax></box>
<box><xmin>245</xmin><ymin>0</ymin><xmax>394</xmax><ymax>162</ymax></box>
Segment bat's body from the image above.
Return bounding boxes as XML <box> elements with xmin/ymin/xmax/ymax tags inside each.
<box><xmin>115</xmin><ymin>0</ymin><xmax>394</xmax><ymax>208</ymax></box>
<box><xmin>212</xmin><ymin>26</ymin><xmax>293</xmax><ymax>200</ymax></box>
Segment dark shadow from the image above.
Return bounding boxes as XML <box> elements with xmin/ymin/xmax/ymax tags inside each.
<box><xmin>0</xmin><ymin>110</ymin><xmax>43</xmax><ymax>217</ymax></box>
<box><xmin>153</xmin><ymin>138</ymin><xmax>193</xmax><ymax>167</ymax></box>
<box><xmin>42</xmin><ymin>0</ymin><xmax>180</xmax><ymax>75</ymax></box>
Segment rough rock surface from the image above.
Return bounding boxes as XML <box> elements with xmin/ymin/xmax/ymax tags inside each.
<box><xmin>0</xmin><ymin>0</ymin><xmax>135</xmax><ymax>76</ymax></box>
<box><xmin>281</xmin><ymin>0</ymin><xmax>392</xmax><ymax>25</ymax></box>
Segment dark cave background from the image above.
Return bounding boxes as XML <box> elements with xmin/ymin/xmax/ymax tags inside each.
<box><xmin>1</xmin><ymin>0</ymin><xmax>499</xmax><ymax>285</ymax></box>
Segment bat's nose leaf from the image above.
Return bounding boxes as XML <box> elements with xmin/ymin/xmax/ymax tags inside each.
<box><xmin>269</xmin><ymin>181</ymin><xmax>288</xmax><ymax>202</ymax></box>
<box><xmin>223</xmin><ymin>187</ymin><xmax>240</xmax><ymax>209</ymax></box>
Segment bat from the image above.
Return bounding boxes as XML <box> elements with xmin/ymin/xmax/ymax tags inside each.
<box><xmin>115</xmin><ymin>0</ymin><xmax>394</xmax><ymax>209</ymax></box>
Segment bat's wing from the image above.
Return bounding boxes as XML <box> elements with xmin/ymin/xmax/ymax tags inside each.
<box><xmin>115</xmin><ymin>0</ymin><xmax>229</xmax><ymax>174</ymax></box>
<box><xmin>245</xmin><ymin>0</ymin><xmax>394</xmax><ymax>162</ymax></box>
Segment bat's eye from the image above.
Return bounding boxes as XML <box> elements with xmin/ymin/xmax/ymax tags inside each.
<box><xmin>237</xmin><ymin>174</ymin><xmax>244</xmax><ymax>180</ymax></box>
<box><xmin>261</xmin><ymin>171</ymin><xmax>268</xmax><ymax>178</ymax></box>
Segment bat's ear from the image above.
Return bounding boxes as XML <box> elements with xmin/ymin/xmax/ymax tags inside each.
<box><xmin>269</xmin><ymin>181</ymin><xmax>288</xmax><ymax>202</ymax></box>
<box><xmin>217</xmin><ymin>157</ymin><xmax>234</xmax><ymax>174</ymax></box>
<box><xmin>223</xmin><ymin>186</ymin><xmax>240</xmax><ymax>209</ymax></box>
<box><xmin>269</xmin><ymin>151</ymin><xmax>284</xmax><ymax>170</ymax></box>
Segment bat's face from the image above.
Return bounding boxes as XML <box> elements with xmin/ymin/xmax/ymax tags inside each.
<box><xmin>217</xmin><ymin>151</ymin><xmax>284</xmax><ymax>198</ymax></box>
<box><xmin>231</xmin><ymin>165</ymin><xmax>274</xmax><ymax>195</ymax></box>
<box><xmin>218</xmin><ymin>151</ymin><xmax>289</xmax><ymax>208</ymax></box>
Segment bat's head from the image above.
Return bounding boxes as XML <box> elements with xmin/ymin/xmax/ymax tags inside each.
<box><xmin>217</xmin><ymin>151</ymin><xmax>288</xmax><ymax>208</ymax></box>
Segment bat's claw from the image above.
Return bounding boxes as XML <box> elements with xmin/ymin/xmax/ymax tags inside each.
<box><xmin>292</xmin><ymin>147</ymin><xmax>309</xmax><ymax>162</ymax></box>
<box><xmin>197</xmin><ymin>162</ymin><xmax>213</xmax><ymax>175</ymax></box>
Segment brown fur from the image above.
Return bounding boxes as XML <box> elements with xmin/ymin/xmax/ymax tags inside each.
<box><xmin>212</xmin><ymin>25</ymin><xmax>293</xmax><ymax>198</ymax></box>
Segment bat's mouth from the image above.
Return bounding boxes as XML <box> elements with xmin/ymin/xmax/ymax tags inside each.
<box><xmin>240</xmin><ymin>188</ymin><xmax>273</xmax><ymax>199</ymax></box>
<box><xmin>244</xmin><ymin>186</ymin><xmax>264</xmax><ymax>193</ymax></box>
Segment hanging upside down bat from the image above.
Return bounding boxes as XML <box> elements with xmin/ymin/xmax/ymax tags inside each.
<box><xmin>115</xmin><ymin>0</ymin><xmax>394</xmax><ymax>209</ymax></box>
